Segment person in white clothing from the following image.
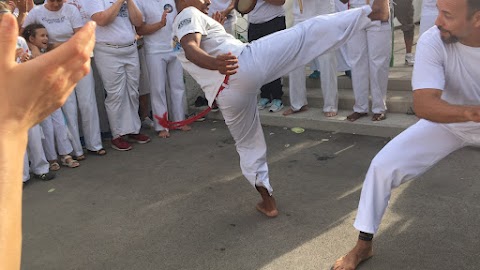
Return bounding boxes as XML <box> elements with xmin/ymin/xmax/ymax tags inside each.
<box><xmin>208</xmin><ymin>0</ymin><xmax>236</xmax><ymax>35</ymax></box>
<box><xmin>85</xmin><ymin>0</ymin><xmax>151</xmax><ymax>151</ymax></box>
<box><xmin>419</xmin><ymin>0</ymin><xmax>438</xmax><ymax>37</ymax></box>
<box><xmin>332</xmin><ymin>0</ymin><xmax>480</xmax><ymax>269</ymax></box>
<box><xmin>283</xmin><ymin>0</ymin><xmax>339</xmax><ymax>117</ymax></box>
<box><xmin>172</xmin><ymin>0</ymin><xmax>389</xmax><ymax>217</ymax></box>
<box><xmin>136</xmin><ymin>0</ymin><xmax>191</xmax><ymax>139</ymax></box>
<box><xmin>342</xmin><ymin>0</ymin><xmax>392</xmax><ymax>122</ymax></box>
<box><xmin>65</xmin><ymin>0</ymin><xmax>107</xmax><ymax>157</ymax></box>
<box><xmin>22</xmin><ymin>0</ymin><xmax>105</xmax><ymax>160</ymax></box>
<box><xmin>22</xmin><ymin>23</ymin><xmax>80</xmax><ymax>169</ymax></box>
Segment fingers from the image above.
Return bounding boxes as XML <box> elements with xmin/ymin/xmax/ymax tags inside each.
<box><xmin>42</xmin><ymin>21</ymin><xmax>96</xmax><ymax>70</ymax></box>
<box><xmin>0</xmin><ymin>14</ymin><xmax>19</xmax><ymax>70</ymax></box>
<box><xmin>216</xmin><ymin>52</ymin><xmax>239</xmax><ymax>74</ymax></box>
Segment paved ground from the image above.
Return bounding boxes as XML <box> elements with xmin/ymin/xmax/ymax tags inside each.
<box><xmin>22</xmin><ymin>120</ymin><xmax>480</xmax><ymax>270</ymax></box>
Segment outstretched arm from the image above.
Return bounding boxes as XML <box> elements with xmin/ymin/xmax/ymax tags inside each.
<box><xmin>0</xmin><ymin>14</ymin><xmax>96</xmax><ymax>270</ymax></box>
<box><xmin>180</xmin><ymin>32</ymin><xmax>239</xmax><ymax>75</ymax></box>
<box><xmin>413</xmin><ymin>89</ymin><xmax>480</xmax><ymax>123</ymax></box>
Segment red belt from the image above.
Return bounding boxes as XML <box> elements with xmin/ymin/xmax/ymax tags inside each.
<box><xmin>155</xmin><ymin>75</ymin><xmax>230</xmax><ymax>130</ymax></box>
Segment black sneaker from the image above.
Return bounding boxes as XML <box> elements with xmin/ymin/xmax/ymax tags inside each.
<box><xmin>33</xmin><ymin>171</ymin><xmax>56</xmax><ymax>181</ymax></box>
<box><xmin>187</xmin><ymin>113</ymin><xmax>206</xmax><ymax>122</ymax></box>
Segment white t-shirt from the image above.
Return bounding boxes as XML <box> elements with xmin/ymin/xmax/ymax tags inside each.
<box><xmin>173</xmin><ymin>7</ymin><xmax>247</xmax><ymax>106</ymax></box>
<box><xmin>209</xmin><ymin>0</ymin><xmax>231</xmax><ymax>14</ymax></box>
<box><xmin>136</xmin><ymin>0</ymin><xmax>177</xmax><ymax>54</ymax></box>
<box><xmin>412</xmin><ymin>27</ymin><xmax>480</xmax><ymax>131</ymax></box>
<box><xmin>247</xmin><ymin>0</ymin><xmax>285</xmax><ymax>24</ymax></box>
<box><xmin>66</xmin><ymin>0</ymin><xmax>90</xmax><ymax>25</ymax></box>
<box><xmin>85</xmin><ymin>0</ymin><xmax>137</xmax><ymax>44</ymax></box>
<box><xmin>292</xmin><ymin>0</ymin><xmax>335</xmax><ymax>23</ymax></box>
<box><xmin>16</xmin><ymin>37</ymin><xmax>30</xmax><ymax>63</ymax></box>
<box><xmin>421</xmin><ymin>0</ymin><xmax>438</xmax><ymax>17</ymax></box>
<box><xmin>23</xmin><ymin>4</ymin><xmax>83</xmax><ymax>43</ymax></box>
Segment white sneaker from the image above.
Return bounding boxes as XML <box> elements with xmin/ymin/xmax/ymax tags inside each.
<box><xmin>405</xmin><ymin>53</ymin><xmax>415</xmax><ymax>66</ymax></box>
<box><xmin>269</xmin><ymin>99</ymin><xmax>284</xmax><ymax>113</ymax></box>
<box><xmin>141</xmin><ymin>117</ymin><xmax>154</xmax><ymax>129</ymax></box>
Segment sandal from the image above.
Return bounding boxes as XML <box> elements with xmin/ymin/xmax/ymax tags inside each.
<box><xmin>75</xmin><ymin>154</ymin><xmax>86</xmax><ymax>161</ymax></box>
<box><xmin>347</xmin><ymin>112</ymin><xmax>368</xmax><ymax>122</ymax></box>
<box><xmin>371</xmin><ymin>113</ymin><xmax>387</xmax><ymax>121</ymax></box>
<box><xmin>88</xmin><ymin>148</ymin><xmax>107</xmax><ymax>156</ymax></box>
<box><xmin>61</xmin><ymin>155</ymin><xmax>80</xmax><ymax>168</ymax></box>
<box><xmin>49</xmin><ymin>161</ymin><xmax>60</xmax><ymax>171</ymax></box>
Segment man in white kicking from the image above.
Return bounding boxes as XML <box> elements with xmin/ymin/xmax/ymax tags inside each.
<box><xmin>283</xmin><ymin>0</ymin><xmax>339</xmax><ymax>118</ymax></box>
<box><xmin>172</xmin><ymin>0</ymin><xmax>389</xmax><ymax>217</ymax></box>
<box><xmin>332</xmin><ymin>0</ymin><xmax>480</xmax><ymax>269</ymax></box>
<box><xmin>136</xmin><ymin>0</ymin><xmax>191</xmax><ymax>139</ymax></box>
<box><xmin>85</xmin><ymin>0</ymin><xmax>151</xmax><ymax>151</ymax></box>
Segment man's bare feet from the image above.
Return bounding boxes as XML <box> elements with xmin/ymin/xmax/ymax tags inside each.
<box><xmin>179</xmin><ymin>125</ymin><xmax>192</xmax><ymax>131</ymax></box>
<box><xmin>332</xmin><ymin>239</ymin><xmax>373</xmax><ymax>270</ymax></box>
<box><xmin>255</xmin><ymin>186</ymin><xmax>279</xmax><ymax>218</ymax></box>
<box><xmin>282</xmin><ymin>105</ymin><xmax>308</xmax><ymax>116</ymax></box>
<box><xmin>158</xmin><ymin>130</ymin><xmax>170</xmax><ymax>138</ymax></box>
<box><xmin>368</xmin><ymin>0</ymin><xmax>389</xmax><ymax>22</ymax></box>
<box><xmin>324</xmin><ymin>111</ymin><xmax>337</xmax><ymax>117</ymax></box>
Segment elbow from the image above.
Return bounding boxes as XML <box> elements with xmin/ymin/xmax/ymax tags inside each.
<box><xmin>413</xmin><ymin>101</ymin><xmax>430</xmax><ymax>120</ymax></box>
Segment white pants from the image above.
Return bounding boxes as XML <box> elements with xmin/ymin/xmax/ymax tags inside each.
<box><xmin>288</xmin><ymin>50</ymin><xmax>338</xmax><ymax>113</ymax></box>
<box><xmin>26</xmin><ymin>124</ymin><xmax>49</xmax><ymax>175</ymax></box>
<box><xmin>94</xmin><ymin>43</ymin><xmax>141</xmax><ymax>138</ymax></box>
<box><xmin>40</xmin><ymin>108</ymin><xmax>74</xmax><ymax>160</ymax></box>
<box><xmin>146</xmin><ymin>52</ymin><xmax>186</xmax><ymax>132</ymax></box>
<box><xmin>354</xmin><ymin>119</ymin><xmax>480</xmax><ymax>234</ymax></box>
<box><xmin>62</xmin><ymin>69</ymin><xmax>103</xmax><ymax>156</ymax></box>
<box><xmin>419</xmin><ymin>14</ymin><xmax>438</xmax><ymax>37</ymax></box>
<box><xmin>347</xmin><ymin>21</ymin><xmax>391</xmax><ymax>114</ymax></box>
<box><xmin>216</xmin><ymin>7</ymin><xmax>373</xmax><ymax>193</ymax></box>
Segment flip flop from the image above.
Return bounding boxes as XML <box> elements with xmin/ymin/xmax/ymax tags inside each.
<box><xmin>372</xmin><ymin>113</ymin><xmax>387</xmax><ymax>121</ymax></box>
<box><xmin>347</xmin><ymin>112</ymin><xmax>368</xmax><ymax>122</ymax></box>
<box><xmin>88</xmin><ymin>149</ymin><xmax>107</xmax><ymax>156</ymax></box>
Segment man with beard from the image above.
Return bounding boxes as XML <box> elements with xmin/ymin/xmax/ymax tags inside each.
<box><xmin>332</xmin><ymin>0</ymin><xmax>480</xmax><ymax>269</ymax></box>
<box><xmin>171</xmin><ymin>0</ymin><xmax>390</xmax><ymax>217</ymax></box>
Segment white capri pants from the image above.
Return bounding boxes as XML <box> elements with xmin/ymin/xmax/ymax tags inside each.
<box><xmin>94</xmin><ymin>43</ymin><xmax>141</xmax><ymax>138</ymax></box>
<box><xmin>146</xmin><ymin>51</ymin><xmax>186</xmax><ymax>132</ymax></box>
<box><xmin>354</xmin><ymin>119</ymin><xmax>480</xmax><ymax>234</ymax></box>
<box><xmin>40</xmin><ymin>108</ymin><xmax>74</xmax><ymax>161</ymax></box>
<box><xmin>216</xmin><ymin>7</ymin><xmax>374</xmax><ymax>193</ymax></box>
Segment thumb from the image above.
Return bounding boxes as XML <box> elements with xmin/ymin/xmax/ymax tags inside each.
<box><xmin>0</xmin><ymin>14</ymin><xmax>19</xmax><ymax>69</ymax></box>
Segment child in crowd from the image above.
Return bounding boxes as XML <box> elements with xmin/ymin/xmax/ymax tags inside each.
<box><xmin>22</xmin><ymin>23</ymin><xmax>80</xmax><ymax>170</ymax></box>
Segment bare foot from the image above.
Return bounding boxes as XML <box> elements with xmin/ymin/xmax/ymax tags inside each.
<box><xmin>179</xmin><ymin>125</ymin><xmax>192</xmax><ymax>131</ymax></box>
<box><xmin>332</xmin><ymin>240</ymin><xmax>373</xmax><ymax>270</ymax></box>
<box><xmin>324</xmin><ymin>111</ymin><xmax>338</xmax><ymax>117</ymax></box>
<box><xmin>283</xmin><ymin>105</ymin><xmax>308</xmax><ymax>116</ymax></box>
<box><xmin>255</xmin><ymin>186</ymin><xmax>279</xmax><ymax>217</ymax></box>
<box><xmin>158</xmin><ymin>130</ymin><xmax>170</xmax><ymax>138</ymax></box>
<box><xmin>368</xmin><ymin>0</ymin><xmax>390</xmax><ymax>22</ymax></box>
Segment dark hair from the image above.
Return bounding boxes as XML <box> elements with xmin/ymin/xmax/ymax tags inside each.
<box><xmin>22</xmin><ymin>24</ymin><xmax>46</xmax><ymax>42</ymax></box>
<box><xmin>467</xmin><ymin>0</ymin><xmax>480</xmax><ymax>18</ymax></box>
